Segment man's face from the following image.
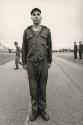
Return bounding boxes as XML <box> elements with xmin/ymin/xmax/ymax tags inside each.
<box><xmin>31</xmin><ymin>11</ymin><xmax>42</xmax><ymax>24</ymax></box>
<box><xmin>14</xmin><ymin>44</ymin><xmax>18</xmax><ymax>47</ymax></box>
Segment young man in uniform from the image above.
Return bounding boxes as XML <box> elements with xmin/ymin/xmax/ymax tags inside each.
<box><xmin>22</xmin><ymin>8</ymin><xmax>52</xmax><ymax>121</ymax></box>
<box><xmin>79</xmin><ymin>41</ymin><xmax>83</xmax><ymax>59</ymax></box>
<box><xmin>74</xmin><ymin>42</ymin><xmax>78</xmax><ymax>59</ymax></box>
<box><xmin>14</xmin><ymin>41</ymin><xmax>22</xmax><ymax>69</ymax></box>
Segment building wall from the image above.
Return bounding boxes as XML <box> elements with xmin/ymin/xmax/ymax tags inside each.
<box><xmin>0</xmin><ymin>43</ymin><xmax>9</xmax><ymax>53</ymax></box>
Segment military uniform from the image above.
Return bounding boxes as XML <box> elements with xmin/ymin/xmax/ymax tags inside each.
<box><xmin>79</xmin><ymin>44</ymin><xmax>83</xmax><ymax>59</ymax></box>
<box><xmin>74</xmin><ymin>44</ymin><xmax>77</xmax><ymax>59</ymax></box>
<box><xmin>15</xmin><ymin>46</ymin><xmax>21</xmax><ymax>69</ymax></box>
<box><xmin>22</xmin><ymin>25</ymin><xmax>52</xmax><ymax>116</ymax></box>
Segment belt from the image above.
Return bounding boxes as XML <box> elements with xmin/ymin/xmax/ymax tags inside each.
<box><xmin>28</xmin><ymin>57</ymin><xmax>47</xmax><ymax>63</ymax></box>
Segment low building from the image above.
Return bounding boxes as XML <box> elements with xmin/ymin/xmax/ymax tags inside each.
<box><xmin>0</xmin><ymin>43</ymin><xmax>9</xmax><ymax>53</ymax></box>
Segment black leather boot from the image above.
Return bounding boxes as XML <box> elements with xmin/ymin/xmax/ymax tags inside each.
<box><xmin>29</xmin><ymin>112</ymin><xmax>38</xmax><ymax>121</ymax></box>
<box><xmin>40</xmin><ymin>110</ymin><xmax>49</xmax><ymax>121</ymax></box>
<box><xmin>14</xmin><ymin>67</ymin><xmax>19</xmax><ymax>70</ymax></box>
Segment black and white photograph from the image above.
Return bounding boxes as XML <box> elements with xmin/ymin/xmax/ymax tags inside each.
<box><xmin>0</xmin><ymin>0</ymin><xmax>83</xmax><ymax>125</ymax></box>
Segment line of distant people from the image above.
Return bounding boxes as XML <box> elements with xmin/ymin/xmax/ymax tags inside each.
<box><xmin>74</xmin><ymin>41</ymin><xmax>83</xmax><ymax>60</ymax></box>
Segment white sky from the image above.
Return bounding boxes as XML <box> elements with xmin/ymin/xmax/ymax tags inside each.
<box><xmin>0</xmin><ymin>0</ymin><xmax>83</xmax><ymax>50</ymax></box>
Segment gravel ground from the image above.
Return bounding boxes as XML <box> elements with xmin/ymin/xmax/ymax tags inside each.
<box><xmin>55</xmin><ymin>52</ymin><xmax>83</xmax><ymax>65</ymax></box>
<box><xmin>0</xmin><ymin>54</ymin><xmax>83</xmax><ymax>125</ymax></box>
<box><xmin>0</xmin><ymin>53</ymin><xmax>15</xmax><ymax>65</ymax></box>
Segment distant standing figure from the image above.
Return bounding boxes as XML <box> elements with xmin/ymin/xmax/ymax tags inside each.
<box><xmin>14</xmin><ymin>41</ymin><xmax>22</xmax><ymax>70</ymax></box>
<box><xmin>74</xmin><ymin>42</ymin><xmax>78</xmax><ymax>59</ymax></box>
<box><xmin>79</xmin><ymin>41</ymin><xmax>82</xmax><ymax>59</ymax></box>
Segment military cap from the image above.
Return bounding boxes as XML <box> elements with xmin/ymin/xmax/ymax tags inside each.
<box><xmin>31</xmin><ymin>8</ymin><xmax>41</xmax><ymax>15</ymax></box>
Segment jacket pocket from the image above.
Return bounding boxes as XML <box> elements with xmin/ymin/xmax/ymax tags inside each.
<box><xmin>26</xmin><ymin>34</ymin><xmax>33</xmax><ymax>40</ymax></box>
<box><xmin>40</xmin><ymin>32</ymin><xmax>48</xmax><ymax>39</ymax></box>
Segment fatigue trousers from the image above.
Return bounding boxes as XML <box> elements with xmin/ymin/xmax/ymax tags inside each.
<box><xmin>15</xmin><ymin>55</ymin><xmax>23</xmax><ymax>68</ymax></box>
<box><xmin>15</xmin><ymin>55</ymin><xmax>20</xmax><ymax>68</ymax></box>
<box><xmin>79</xmin><ymin>52</ymin><xmax>82</xmax><ymax>59</ymax></box>
<box><xmin>27</xmin><ymin>59</ymin><xmax>48</xmax><ymax>114</ymax></box>
<box><xmin>74</xmin><ymin>51</ymin><xmax>77</xmax><ymax>59</ymax></box>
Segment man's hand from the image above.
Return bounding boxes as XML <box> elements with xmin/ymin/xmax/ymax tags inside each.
<box><xmin>23</xmin><ymin>64</ymin><xmax>27</xmax><ymax>70</ymax></box>
<box><xmin>48</xmin><ymin>63</ymin><xmax>51</xmax><ymax>68</ymax></box>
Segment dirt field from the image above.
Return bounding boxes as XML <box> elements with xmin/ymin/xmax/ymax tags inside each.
<box><xmin>54</xmin><ymin>52</ymin><xmax>83</xmax><ymax>65</ymax></box>
<box><xmin>0</xmin><ymin>52</ymin><xmax>83</xmax><ymax>65</ymax></box>
<box><xmin>0</xmin><ymin>53</ymin><xmax>15</xmax><ymax>65</ymax></box>
<box><xmin>0</xmin><ymin>55</ymin><xmax>83</xmax><ymax>125</ymax></box>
